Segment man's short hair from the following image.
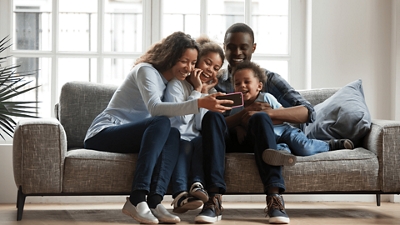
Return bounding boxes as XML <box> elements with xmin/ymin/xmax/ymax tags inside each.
<box><xmin>224</xmin><ymin>23</ymin><xmax>255</xmax><ymax>44</ymax></box>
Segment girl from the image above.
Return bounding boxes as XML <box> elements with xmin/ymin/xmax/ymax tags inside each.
<box><xmin>164</xmin><ymin>36</ymin><xmax>224</xmax><ymax>215</ymax></box>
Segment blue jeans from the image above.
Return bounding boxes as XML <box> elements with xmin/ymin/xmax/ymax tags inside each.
<box><xmin>202</xmin><ymin>111</ymin><xmax>286</xmax><ymax>194</ymax></box>
<box><xmin>84</xmin><ymin>116</ymin><xmax>180</xmax><ymax>197</ymax></box>
<box><xmin>170</xmin><ymin>136</ymin><xmax>205</xmax><ymax>197</ymax></box>
<box><xmin>276</xmin><ymin>124</ymin><xmax>329</xmax><ymax>156</ymax></box>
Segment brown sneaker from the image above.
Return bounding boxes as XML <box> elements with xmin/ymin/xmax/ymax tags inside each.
<box><xmin>189</xmin><ymin>182</ymin><xmax>209</xmax><ymax>203</ymax></box>
<box><xmin>171</xmin><ymin>191</ymin><xmax>203</xmax><ymax>214</ymax></box>
<box><xmin>262</xmin><ymin>149</ymin><xmax>297</xmax><ymax>166</ymax></box>
<box><xmin>194</xmin><ymin>194</ymin><xmax>223</xmax><ymax>223</ymax></box>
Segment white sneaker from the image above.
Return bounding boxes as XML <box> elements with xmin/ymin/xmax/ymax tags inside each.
<box><xmin>122</xmin><ymin>197</ymin><xmax>158</xmax><ymax>224</ymax></box>
<box><xmin>151</xmin><ymin>204</ymin><xmax>181</xmax><ymax>223</ymax></box>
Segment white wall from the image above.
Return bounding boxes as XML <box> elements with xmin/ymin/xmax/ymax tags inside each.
<box><xmin>307</xmin><ymin>0</ymin><xmax>394</xmax><ymax>120</ymax></box>
<box><xmin>0</xmin><ymin>145</ymin><xmax>17</xmax><ymax>203</ymax></box>
<box><xmin>393</xmin><ymin>0</ymin><xmax>400</xmax><ymax>120</ymax></box>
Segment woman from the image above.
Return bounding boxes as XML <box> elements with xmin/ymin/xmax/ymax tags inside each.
<box><xmin>164</xmin><ymin>36</ymin><xmax>225</xmax><ymax>214</ymax></box>
<box><xmin>84</xmin><ymin>31</ymin><xmax>232</xmax><ymax>224</ymax></box>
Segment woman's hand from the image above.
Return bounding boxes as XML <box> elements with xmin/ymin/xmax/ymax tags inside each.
<box><xmin>198</xmin><ymin>92</ymin><xmax>232</xmax><ymax>113</ymax></box>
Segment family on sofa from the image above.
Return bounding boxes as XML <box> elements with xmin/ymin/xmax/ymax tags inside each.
<box><xmin>82</xmin><ymin>22</ymin><xmax>371</xmax><ymax>224</ymax></box>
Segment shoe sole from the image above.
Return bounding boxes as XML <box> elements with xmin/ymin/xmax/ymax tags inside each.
<box><xmin>173</xmin><ymin>200</ymin><xmax>203</xmax><ymax>214</ymax></box>
<box><xmin>344</xmin><ymin>140</ymin><xmax>354</xmax><ymax>149</ymax></box>
<box><xmin>194</xmin><ymin>215</ymin><xmax>222</xmax><ymax>224</ymax></box>
<box><xmin>190</xmin><ymin>190</ymin><xmax>209</xmax><ymax>203</ymax></box>
<box><xmin>269</xmin><ymin>216</ymin><xmax>290</xmax><ymax>224</ymax></box>
<box><xmin>262</xmin><ymin>149</ymin><xmax>296</xmax><ymax>166</ymax></box>
<box><xmin>122</xmin><ymin>209</ymin><xmax>159</xmax><ymax>224</ymax></box>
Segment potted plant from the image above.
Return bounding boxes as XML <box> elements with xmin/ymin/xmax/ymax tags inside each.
<box><xmin>0</xmin><ymin>36</ymin><xmax>39</xmax><ymax>140</ymax></box>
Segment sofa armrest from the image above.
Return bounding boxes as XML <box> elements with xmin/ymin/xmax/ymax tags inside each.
<box><xmin>13</xmin><ymin>118</ymin><xmax>67</xmax><ymax>194</ymax></box>
<box><xmin>363</xmin><ymin>119</ymin><xmax>400</xmax><ymax>193</ymax></box>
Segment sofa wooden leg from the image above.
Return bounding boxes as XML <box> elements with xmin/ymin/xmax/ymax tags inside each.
<box><xmin>17</xmin><ymin>187</ymin><xmax>26</xmax><ymax>221</ymax></box>
<box><xmin>376</xmin><ymin>193</ymin><xmax>381</xmax><ymax>206</ymax></box>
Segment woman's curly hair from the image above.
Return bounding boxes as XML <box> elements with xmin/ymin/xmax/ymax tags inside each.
<box><xmin>135</xmin><ymin>31</ymin><xmax>200</xmax><ymax>72</ymax></box>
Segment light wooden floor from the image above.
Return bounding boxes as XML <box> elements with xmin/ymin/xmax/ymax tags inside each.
<box><xmin>1</xmin><ymin>201</ymin><xmax>399</xmax><ymax>224</ymax></box>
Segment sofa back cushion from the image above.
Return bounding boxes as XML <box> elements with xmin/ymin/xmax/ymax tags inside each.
<box><xmin>298</xmin><ymin>88</ymin><xmax>338</xmax><ymax>106</ymax></box>
<box><xmin>56</xmin><ymin>81</ymin><xmax>339</xmax><ymax>149</ymax></box>
<box><xmin>58</xmin><ymin>81</ymin><xmax>117</xmax><ymax>149</ymax></box>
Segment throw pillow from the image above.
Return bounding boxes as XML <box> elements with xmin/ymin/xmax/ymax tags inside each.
<box><xmin>304</xmin><ymin>79</ymin><xmax>371</xmax><ymax>146</ymax></box>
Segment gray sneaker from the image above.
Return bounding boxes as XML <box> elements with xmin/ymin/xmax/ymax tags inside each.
<box><xmin>265</xmin><ymin>194</ymin><xmax>290</xmax><ymax>224</ymax></box>
<box><xmin>262</xmin><ymin>149</ymin><xmax>297</xmax><ymax>166</ymax></box>
<box><xmin>194</xmin><ymin>194</ymin><xmax>223</xmax><ymax>223</ymax></box>
<box><xmin>329</xmin><ymin>139</ymin><xmax>354</xmax><ymax>150</ymax></box>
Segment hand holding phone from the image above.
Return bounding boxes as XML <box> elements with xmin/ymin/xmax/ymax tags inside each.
<box><xmin>216</xmin><ymin>92</ymin><xmax>244</xmax><ymax>108</ymax></box>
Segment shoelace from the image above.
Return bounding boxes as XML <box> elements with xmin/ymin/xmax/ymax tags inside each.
<box><xmin>202</xmin><ymin>196</ymin><xmax>224</xmax><ymax>215</ymax></box>
<box><xmin>264</xmin><ymin>196</ymin><xmax>284</xmax><ymax>216</ymax></box>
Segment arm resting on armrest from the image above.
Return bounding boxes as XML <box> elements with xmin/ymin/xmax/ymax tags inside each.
<box><xmin>13</xmin><ymin>118</ymin><xmax>67</xmax><ymax>194</ymax></box>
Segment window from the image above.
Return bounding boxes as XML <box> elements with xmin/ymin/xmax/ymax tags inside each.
<box><xmin>1</xmin><ymin>0</ymin><xmax>298</xmax><ymax>119</ymax></box>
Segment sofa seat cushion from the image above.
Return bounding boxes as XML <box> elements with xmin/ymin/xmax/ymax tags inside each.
<box><xmin>63</xmin><ymin>149</ymin><xmax>137</xmax><ymax>193</ymax></box>
<box><xmin>224</xmin><ymin>148</ymin><xmax>379</xmax><ymax>194</ymax></box>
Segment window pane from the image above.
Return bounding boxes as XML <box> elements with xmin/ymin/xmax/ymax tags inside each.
<box><xmin>103</xmin><ymin>58</ymin><xmax>137</xmax><ymax>85</ymax></box>
<box><xmin>208</xmin><ymin>0</ymin><xmax>244</xmax><ymax>45</ymax></box>
<box><xmin>257</xmin><ymin>60</ymin><xmax>288</xmax><ymax>80</ymax></box>
<box><xmin>14</xmin><ymin>57</ymin><xmax>51</xmax><ymax>118</ymax></box>
<box><xmin>161</xmin><ymin>0</ymin><xmax>200</xmax><ymax>38</ymax></box>
<box><xmin>104</xmin><ymin>0</ymin><xmax>143</xmax><ymax>52</ymax></box>
<box><xmin>252</xmin><ymin>0</ymin><xmax>288</xmax><ymax>54</ymax></box>
<box><xmin>13</xmin><ymin>0</ymin><xmax>52</xmax><ymax>51</ymax></box>
<box><xmin>58</xmin><ymin>58</ymin><xmax>96</xmax><ymax>90</ymax></box>
<box><xmin>59</xmin><ymin>0</ymin><xmax>97</xmax><ymax>51</ymax></box>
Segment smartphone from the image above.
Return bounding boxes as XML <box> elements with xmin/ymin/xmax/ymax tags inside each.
<box><xmin>216</xmin><ymin>92</ymin><xmax>244</xmax><ymax>108</ymax></box>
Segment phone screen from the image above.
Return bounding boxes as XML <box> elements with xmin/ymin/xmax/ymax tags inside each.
<box><xmin>216</xmin><ymin>92</ymin><xmax>244</xmax><ymax>108</ymax></box>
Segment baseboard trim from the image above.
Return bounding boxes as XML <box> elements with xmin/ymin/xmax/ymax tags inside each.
<box><xmin>22</xmin><ymin>194</ymin><xmax>396</xmax><ymax>204</ymax></box>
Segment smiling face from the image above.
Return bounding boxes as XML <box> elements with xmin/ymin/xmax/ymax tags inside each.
<box><xmin>196</xmin><ymin>52</ymin><xmax>223</xmax><ymax>83</ymax></box>
<box><xmin>170</xmin><ymin>48</ymin><xmax>198</xmax><ymax>81</ymax></box>
<box><xmin>224</xmin><ymin>32</ymin><xmax>256</xmax><ymax>70</ymax></box>
<box><xmin>233</xmin><ymin>68</ymin><xmax>262</xmax><ymax>104</ymax></box>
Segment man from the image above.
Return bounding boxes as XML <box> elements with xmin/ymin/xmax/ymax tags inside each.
<box><xmin>195</xmin><ymin>23</ymin><xmax>315</xmax><ymax>224</ymax></box>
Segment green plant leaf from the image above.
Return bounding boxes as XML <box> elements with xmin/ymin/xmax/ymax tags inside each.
<box><xmin>0</xmin><ymin>36</ymin><xmax>40</xmax><ymax>140</ymax></box>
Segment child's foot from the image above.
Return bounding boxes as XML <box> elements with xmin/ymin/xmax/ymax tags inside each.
<box><xmin>190</xmin><ymin>182</ymin><xmax>209</xmax><ymax>203</ymax></box>
<box><xmin>329</xmin><ymin>139</ymin><xmax>354</xmax><ymax>150</ymax></box>
<box><xmin>171</xmin><ymin>191</ymin><xmax>203</xmax><ymax>214</ymax></box>
<box><xmin>262</xmin><ymin>149</ymin><xmax>297</xmax><ymax>166</ymax></box>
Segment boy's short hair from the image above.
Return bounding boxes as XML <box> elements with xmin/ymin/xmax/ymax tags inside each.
<box><xmin>232</xmin><ymin>61</ymin><xmax>266</xmax><ymax>84</ymax></box>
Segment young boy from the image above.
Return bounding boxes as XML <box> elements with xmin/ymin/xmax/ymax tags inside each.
<box><xmin>229</xmin><ymin>61</ymin><xmax>354</xmax><ymax>158</ymax></box>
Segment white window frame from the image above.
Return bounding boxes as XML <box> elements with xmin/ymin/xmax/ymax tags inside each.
<box><xmin>0</xmin><ymin>0</ymin><xmax>306</xmax><ymax>119</ymax></box>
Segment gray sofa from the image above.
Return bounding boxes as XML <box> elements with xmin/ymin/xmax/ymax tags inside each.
<box><xmin>13</xmin><ymin>81</ymin><xmax>400</xmax><ymax>220</ymax></box>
